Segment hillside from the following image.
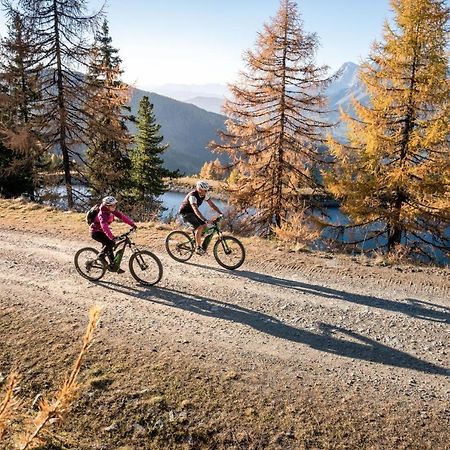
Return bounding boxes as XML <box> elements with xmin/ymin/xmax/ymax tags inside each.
<box><xmin>0</xmin><ymin>198</ymin><xmax>449</xmax><ymax>449</ymax></box>
<box><xmin>184</xmin><ymin>96</ymin><xmax>224</xmax><ymax>115</ymax></box>
<box><xmin>128</xmin><ymin>89</ymin><xmax>227</xmax><ymax>174</ymax></box>
<box><xmin>325</xmin><ymin>62</ymin><xmax>369</xmax><ymax>138</ymax></box>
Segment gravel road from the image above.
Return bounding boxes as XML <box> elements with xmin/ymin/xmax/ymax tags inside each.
<box><xmin>1</xmin><ymin>227</ymin><xmax>449</xmax><ymax>412</ymax></box>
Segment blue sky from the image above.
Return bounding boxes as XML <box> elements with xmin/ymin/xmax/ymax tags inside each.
<box><xmin>0</xmin><ymin>0</ymin><xmax>392</xmax><ymax>88</ymax></box>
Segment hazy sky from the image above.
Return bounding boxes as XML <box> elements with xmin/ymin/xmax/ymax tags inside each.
<box><xmin>0</xmin><ymin>0</ymin><xmax>392</xmax><ymax>88</ymax></box>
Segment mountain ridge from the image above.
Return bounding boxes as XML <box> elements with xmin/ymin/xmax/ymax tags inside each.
<box><xmin>128</xmin><ymin>62</ymin><xmax>367</xmax><ymax>174</ymax></box>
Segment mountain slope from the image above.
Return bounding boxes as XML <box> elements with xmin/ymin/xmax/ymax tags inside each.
<box><xmin>325</xmin><ymin>62</ymin><xmax>369</xmax><ymax>138</ymax></box>
<box><xmin>129</xmin><ymin>89</ymin><xmax>227</xmax><ymax>174</ymax></box>
<box><xmin>184</xmin><ymin>96</ymin><xmax>225</xmax><ymax>115</ymax></box>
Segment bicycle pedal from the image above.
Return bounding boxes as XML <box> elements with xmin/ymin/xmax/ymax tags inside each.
<box><xmin>116</xmin><ymin>268</ymin><xmax>125</xmax><ymax>274</ymax></box>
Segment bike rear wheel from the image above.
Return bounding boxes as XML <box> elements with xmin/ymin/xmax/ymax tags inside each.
<box><xmin>74</xmin><ymin>247</ymin><xmax>107</xmax><ymax>281</ymax></box>
<box><xmin>213</xmin><ymin>236</ymin><xmax>245</xmax><ymax>270</ymax></box>
<box><xmin>165</xmin><ymin>230</ymin><xmax>194</xmax><ymax>262</ymax></box>
<box><xmin>129</xmin><ymin>250</ymin><xmax>163</xmax><ymax>286</ymax></box>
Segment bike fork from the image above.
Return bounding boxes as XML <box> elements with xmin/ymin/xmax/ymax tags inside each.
<box><xmin>220</xmin><ymin>237</ymin><xmax>232</xmax><ymax>255</ymax></box>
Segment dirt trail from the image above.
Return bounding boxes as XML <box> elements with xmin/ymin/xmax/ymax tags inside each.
<box><xmin>1</xmin><ymin>226</ymin><xmax>449</xmax><ymax>408</ymax></box>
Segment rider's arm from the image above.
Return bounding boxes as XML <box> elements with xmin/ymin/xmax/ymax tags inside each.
<box><xmin>98</xmin><ymin>211</ymin><xmax>115</xmax><ymax>240</ymax></box>
<box><xmin>113</xmin><ymin>210</ymin><xmax>136</xmax><ymax>228</ymax></box>
<box><xmin>187</xmin><ymin>195</ymin><xmax>207</xmax><ymax>222</ymax></box>
<box><xmin>206</xmin><ymin>199</ymin><xmax>222</xmax><ymax>215</ymax></box>
<box><xmin>191</xmin><ymin>203</ymin><xmax>207</xmax><ymax>222</ymax></box>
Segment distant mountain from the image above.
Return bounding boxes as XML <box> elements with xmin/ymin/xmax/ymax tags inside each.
<box><xmin>184</xmin><ymin>96</ymin><xmax>225</xmax><ymax>115</ymax></box>
<box><xmin>145</xmin><ymin>83</ymin><xmax>229</xmax><ymax>102</ymax></box>
<box><xmin>326</xmin><ymin>62</ymin><xmax>369</xmax><ymax>138</ymax></box>
<box><xmin>128</xmin><ymin>89</ymin><xmax>227</xmax><ymax>175</ymax></box>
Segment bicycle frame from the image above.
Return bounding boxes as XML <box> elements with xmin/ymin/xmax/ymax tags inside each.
<box><xmin>111</xmin><ymin>231</ymin><xmax>141</xmax><ymax>270</ymax></box>
<box><xmin>188</xmin><ymin>218</ymin><xmax>230</xmax><ymax>252</ymax></box>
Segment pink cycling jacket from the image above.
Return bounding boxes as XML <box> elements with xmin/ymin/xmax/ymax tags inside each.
<box><xmin>89</xmin><ymin>204</ymin><xmax>136</xmax><ymax>240</ymax></box>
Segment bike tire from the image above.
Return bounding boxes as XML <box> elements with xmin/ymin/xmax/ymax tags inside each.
<box><xmin>74</xmin><ymin>247</ymin><xmax>107</xmax><ymax>281</ymax></box>
<box><xmin>213</xmin><ymin>236</ymin><xmax>246</xmax><ymax>270</ymax></box>
<box><xmin>129</xmin><ymin>250</ymin><xmax>163</xmax><ymax>286</ymax></box>
<box><xmin>165</xmin><ymin>230</ymin><xmax>195</xmax><ymax>262</ymax></box>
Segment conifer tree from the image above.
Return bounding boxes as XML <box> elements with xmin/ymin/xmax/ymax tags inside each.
<box><xmin>199</xmin><ymin>161</ymin><xmax>213</xmax><ymax>180</ymax></box>
<box><xmin>129</xmin><ymin>96</ymin><xmax>172</xmax><ymax>219</ymax></box>
<box><xmin>210</xmin><ymin>0</ymin><xmax>332</xmax><ymax>232</ymax></box>
<box><xmin>325</xmin><ymin>0</ymin><xmax>449</xmax><ymax>257</ymax></box>
<box><xmin>17</xmin><ymin>0</ymin><xmax>102</xmax><ymax>208</ymax></box>
<box><xmin>0</xmin><ymin>6</ymin><xmax>44</xmax><ymax>198</ymax></box>
<box><xmin>84</xmin><ymin>20</ymin><xmax>133</xmax><ymax>204</ymax></box>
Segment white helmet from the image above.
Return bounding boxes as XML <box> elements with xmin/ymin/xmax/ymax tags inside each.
<box><xmin>102</xmin><ymin>195</ymin><xmax>117</xmax><ymax>206</ymax></box>
<box><xmin>196</xmin><ymin>180</ymin><xmax>210</xmax><ymax>191</ymax></box>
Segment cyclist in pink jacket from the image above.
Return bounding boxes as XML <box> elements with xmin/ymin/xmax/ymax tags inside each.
<box><xmin>89</xmin><ymin>196</ymin><xmax>136</xmax><ymax>271</ymax></box>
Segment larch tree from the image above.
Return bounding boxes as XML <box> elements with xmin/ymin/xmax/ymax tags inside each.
<box><xmin>210</xmin><ymin>0</ymin><xmax>332</xmax><ymax>233</ymax></box>
<box><xmin>325</xmin><ymin>0</ymin><xmax>449</xmax><ymax>258</ymax></box>
<box><xmin>199</xmin><ymin>158</ymin><xmax>226</xmax><ymax>180</ymax></box>
<box><xmin>84</xmin><ymin>20</ymin><xmax>133</xmax><ymax>205</ymax></box>
<box><xmin>17</xmin><ymin>0</ymin><xmax>102</xmax><ymax>208</ymax></box>
<box><xmin>129</xmin><ymin>95</ymin><xmax>172</xmax><ymax>219</ymax></box>
<box><xmin>0</xmin><ymin>5</ymin><xmax>44</xmax><ymax>198</ymax></box>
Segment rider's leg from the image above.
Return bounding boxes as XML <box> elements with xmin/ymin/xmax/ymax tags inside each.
<box><xmin>91</xmin><ymin>231</ymin><xmax>115</xmax><ymax>265</ymax></box>
<box><xmin>195</xmin><ymin>224</ymin><xmax>207</xmax><ymax>248</ymax></box>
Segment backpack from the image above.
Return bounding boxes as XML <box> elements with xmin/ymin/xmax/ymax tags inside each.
<box><xmin>86</xmin><ymin>204</ymin><xmax>100</xmax><ymax>225</ymax></box>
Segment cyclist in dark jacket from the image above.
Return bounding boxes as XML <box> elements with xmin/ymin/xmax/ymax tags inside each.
<box><xmin>179</xmin><ymin>180</ymin><xmax>222</xmax><ymax>254</ymax></box>
<box><xmin>90</xmin><ymin>196</ymin><xmax>136</xmax><ymax>270</ymax></box>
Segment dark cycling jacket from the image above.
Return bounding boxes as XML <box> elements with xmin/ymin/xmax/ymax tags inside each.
<box><xmin>179</xmin><ymin>190</ymin><xmax>208</xmax><ymax>215</ymax></box>
<box><xmin>89</xmin><ymin>204</ymin><xmax>136</xmax><ymax>240</ymax></box>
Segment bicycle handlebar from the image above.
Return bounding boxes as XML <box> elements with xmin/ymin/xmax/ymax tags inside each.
<box><xmin>211</xmin><ymin>214</ymin><xmax>223</xmax><ymax>224</ymax></box>
<box><xmin>115</xmin><ymin>227</ymin><xmax>137</xmax><ymax>241</ymax></box>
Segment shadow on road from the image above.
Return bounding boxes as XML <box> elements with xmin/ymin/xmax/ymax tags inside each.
<box><xmin>187</xmin><ymin>262</ymin><xmax>450</xmax><ymax>324</ymax></box>
<box><xmin>97</xmin><ymin>279</ymin><xmax>449</xmax><ymax>377</ymax></box>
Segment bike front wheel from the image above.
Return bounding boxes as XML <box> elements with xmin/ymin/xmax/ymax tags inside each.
<box><xmin>74</xmin><ymin>247</ymin><xmax>107</xmax><ymax>281</ymax></box>
<box><xmin>165</xmin><ymin>230</ymin><xmax>194</xmax><ymax>262</ymax></box>
<box><xmin>213</xmin><ymin>236</ymin><xmax>245</xmax><ymax>270</ymax></box>
<box><xmin>129</xmin><ymin>250</ymin><xmax>163</xmax><ymax>286</ymax></box>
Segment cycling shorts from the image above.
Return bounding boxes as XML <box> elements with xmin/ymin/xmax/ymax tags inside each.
<box><xmin>181</xmin><ymin>212</ymin><xmax>205</xmax><ymax>229</ymax></box>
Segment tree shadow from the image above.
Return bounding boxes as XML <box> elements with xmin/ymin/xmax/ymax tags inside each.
<box><xmin>187</xmin><ymin>262</ymin><xmax>450</xmax><ymax>324</ymax></box>
<box><xmin>97</xmin><ymin>280</ymin><xmax>449</xmax><ymax>377</ymax></box>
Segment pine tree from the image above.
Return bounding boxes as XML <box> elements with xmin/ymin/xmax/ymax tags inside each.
<box><xmin>325</xmin><ymin>0</ymin><xmax>449</xmax><ymax>257</ymax></box>
<box><xmin>0</xmin><ymin>6</ymin><xmax>44</xmax><ymax>198</ymax></box>
<box><xmin>17</xmin><ymin>0</ymin><xmax>102</xmax><ymax>208</ymax></box>
<box><xmin>210</xmin><ymin>0</ymin><xmax>332</xmax><ymax>233</ymax></box>
<box><xmin>129</xmin><ymin>96</ymin><xmax>172</xmax><ymax>219</ymax></box>
<box><xmin>84</xmin><ymin>20</ymin><xmax>133</xmax><ymax>205</ymax></box>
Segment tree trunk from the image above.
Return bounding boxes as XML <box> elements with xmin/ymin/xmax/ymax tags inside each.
<box><xmin>387</xmin><ymin>195</ymin><xmax>404</xmax><ymax>250</ymax></box>
<box><xmin>53</xmin><ymin>0</ymin><xmax>74</xmax><ymax>209</ymax></box>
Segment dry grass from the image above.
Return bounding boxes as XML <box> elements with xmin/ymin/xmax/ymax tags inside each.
<box><xmin>1</xmin><ymin>304</ymin><xmax>449</xmax><ymax>450</ymax></box>
<box><xmin>0</xmin><ymin>306</ymin><xmax>101</xmax><ymax>450</ymax></box>
<box><xmin>0</xmin><ymin>373</ymin><xmax>20</xmax><ymax>440</ymax></box>
<box><xmin>271</xmin><ymin>211</ymin><xmax>321</xmax><ymax>250</ymax></box>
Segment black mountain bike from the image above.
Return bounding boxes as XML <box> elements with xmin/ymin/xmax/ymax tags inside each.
<box><xmin>165</xmin><ymin>216</ymin><xmax>245</xmax><ymax>270</ymax></box>
<box><xmin>74</xmin><ymin>229</ymin><xmax>163</xmax><ymax>285</ymax></box>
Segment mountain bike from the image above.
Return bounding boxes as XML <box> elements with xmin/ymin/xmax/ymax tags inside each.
<box><xmin>74</xmin><ymin>228</ymin><xmax>163</xmax><ymax>285</ymax></box>
<box><xmin>165</xmin><ymin>216</ymin><xmax>245</xmax><ymax>270</ymax></box>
